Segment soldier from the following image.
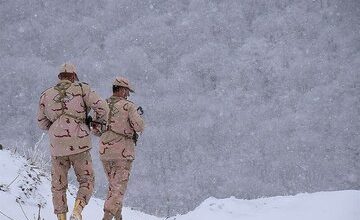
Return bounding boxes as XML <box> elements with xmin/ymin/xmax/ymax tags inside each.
<box><xmin>99</xmin><ymin>77</ymin><xmax>144</xmax><ymax>220</ymax></box>
<box><xmin>37</xmin><ymin>63</ymin><xmax>109</xmax><ymax>220</ymax></box>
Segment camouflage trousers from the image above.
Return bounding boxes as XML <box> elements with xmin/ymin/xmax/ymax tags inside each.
<box><xmin>51</xmin><ymin>150</ymin><xmax>95</xmax><ymax>214</ymax></box>
<box><xmin>102</xmin><ymin>159</ymin><xmax>133</xmax><ymax>216</ymax></box>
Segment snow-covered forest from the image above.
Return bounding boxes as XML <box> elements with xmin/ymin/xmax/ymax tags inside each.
<box><xmin>0</xmin><ymin>0</ymin><xmax>359</xmax><ymax>216</ymax></box>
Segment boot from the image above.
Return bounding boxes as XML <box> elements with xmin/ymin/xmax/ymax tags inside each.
<box><xmin>57</xmin><ymin>213</ymin><xmax>66</xmax><ymax>220</ymax></box>
<box><xmin>70</xmin><ymin>199</ymin><xmax>84</xmax><ymax>220</ymax></box>
<box><xmin>102</xmin><ymin>210</ymin><xmax>114</xmax><ymax>220</ymax></box>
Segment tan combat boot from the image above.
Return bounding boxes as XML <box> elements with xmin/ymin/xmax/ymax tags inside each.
<box><xmin>102</xmin><ymin>210</ymin><xmax>114</xmax><ymax>220</ymax></box>
<box><xmin>57</xmin><ymin>213</ymin><xmax>66</xmax><ymax>220</ymax></box>
<box><xmin>70</xmin><ymin>199</ymin><xmax>84</xmax><ymax>220</ymax></box>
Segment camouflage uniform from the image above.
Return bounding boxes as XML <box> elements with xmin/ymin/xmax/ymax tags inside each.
<box><xmin>37</xmin><ymin>64</ymin><xmax>109</xmax><ymax>216</ymax></box>
<box><xmin>100</xmin><ymin>77</ymin><xmax>144</xmax><ymax>219</ymax></box>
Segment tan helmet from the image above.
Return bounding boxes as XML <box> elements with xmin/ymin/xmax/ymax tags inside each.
<box><xmin>113</xmin><ymin>76</ymin><xmax>135</xmax><ymax>93</ymax></box>
<box><xmin>59</xmin><ymin>63</ymin><xmax>79</xmax><ymax>81</ymax></box>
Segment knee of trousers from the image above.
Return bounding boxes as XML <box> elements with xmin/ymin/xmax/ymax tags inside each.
<box><xmin>78</xmin><ymin>174</ymin><xmax>95</xmax><ymax>184</ymax></box>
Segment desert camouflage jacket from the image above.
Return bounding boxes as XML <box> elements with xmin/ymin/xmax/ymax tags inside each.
<box><xmin>37</xmin><ymin>80</ymin><xmax>109</xmax><ymax>156</ymax></box>
<box><xmin>99</xmin><ymin>96</ymin><xmax>144</xmax><ymax>160</ymax></box>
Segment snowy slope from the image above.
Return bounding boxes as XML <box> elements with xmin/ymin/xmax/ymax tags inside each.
<box><xmin>0</xmin><ymin>149</ymin><xmax>359</xmax><ymax>220</ymax></box>
<box><xmin>172</xmin><ymin>191</ymin><xmax>360</xmax><ymax>220</ymax></box>
<box><xmin>0</xmin><ymin>149</ymin><xmax>160</xmax><ymax>220</ymax></box>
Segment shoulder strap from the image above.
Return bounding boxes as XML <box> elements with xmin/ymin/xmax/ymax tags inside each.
<box><xmin>79</xmin><ymin>83</ymin><xmax>92</xmax><ymax>127</ymax></box>
<box><xmin>105</xmin><ymin>97</ymin><xmax>135</xmax><ymax>139</ymax></box>
<box><xmin>53</xmin><ymin>82</ymin><xmax>71</xmax><ymax>115</ymax></box>
<box><xmin>106</xmin><ymin>97</ymin><xmax>121</xmax><ymax>128</ymax></box>
<box><xmin>79</xmin><ymin>83</ymin><xmax>88</xmax><ymax>115</ymax></box>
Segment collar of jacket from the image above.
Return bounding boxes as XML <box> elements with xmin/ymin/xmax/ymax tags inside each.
<box><xmin>59</xmin><ymin>79</ymin><xmax>73</xmax><ymax>84</ymax></box>
<box><xmin>110</xmin><ymin>95</ymin><xmax>127</xmax><ymax>101</ymax></box>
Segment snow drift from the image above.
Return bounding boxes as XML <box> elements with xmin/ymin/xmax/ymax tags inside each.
<box><xmin>0</xmin><ymin>149</ymin><xmax>359</xmax><ymax>220</ymax></box>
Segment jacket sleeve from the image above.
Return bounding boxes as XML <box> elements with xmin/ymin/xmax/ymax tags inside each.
<box><xmin>82</xmin><ymin>84</ymin><xmax>109</xmax><ymax>123</ymax></box>
<box><xmin>128</xmin><ymin>103</ymin><xmax>145</xmax><ymax>133</ymax></box>
<box><xmin>37</xmin><ymin>93</ymin><xmax>52</xmax><ymax>130</ymax></box>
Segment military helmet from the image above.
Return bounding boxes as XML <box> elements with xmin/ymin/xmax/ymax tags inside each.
<box><xmin>113</xmin><ymin>76</ymin><xmax>135</xmax><ymax>93</ymax></box>
<box><xmin>59</xmin><ymin>63</ymin><xmax>79</xmax><ymax>81</ymax></box>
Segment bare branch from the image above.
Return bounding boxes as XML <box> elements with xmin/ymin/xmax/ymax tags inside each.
<box><xmin>16</xmin><ymin>199</ymin><xmax>30</xmax><ymax>220</ymax></box>
<box><xmin>0</xmin><ymin>209</ymin><xmax>16</xmax><ymax>220</ymax></box>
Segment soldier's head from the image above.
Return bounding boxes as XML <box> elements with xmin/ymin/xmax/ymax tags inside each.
<box><xmin>58</xmin><ymin>63</ymin><xmax>79</xmax><ymax>82</ymax></box>
<box><xmin>113</xmin><ymin>76</ymin><xmax>134</xmax><ymax>99</ymax></box>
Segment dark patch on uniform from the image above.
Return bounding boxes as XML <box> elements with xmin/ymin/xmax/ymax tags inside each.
<box><xmin>99</xmin><ymin>147</ymin><xmax>108</xmax><ymax>155</ymax></box>
<box><xmin>71</xmin><ymin>92</ymin><xmax>82</xmax><ymax>97</ymax></box>
<box><xmin>63</xmin><ymin>103</ymin><xmax>69</xmax><ymax>110</ymax></box>
<box><xmin>66</xmin><ymin>118</ymin><xmax>70</xmax><ymax>124</ymax></box>
<box><xmin>38</xmin><ymin>117</ymin><xmax>48</xmax><ymax>122</ymax></box>
<box><xmin>69</xmin><ymin>146</ymin><xmax>74</xmax><ymax>151</ymax></box>
<box><xmin>96</xmin><ymin>107</ymin><xmax>105</xmax><ymax>112</ymax></box>
<box><xmin>121</xmin><ymin>149</ymin><xmax>127</xmax><ymax>159</ymax></box>
<box><xmin>52</xmin><ymin>107</ymin><xmax>64</xmax><ymax>112</ymax></box>
<box><xmin>93</xmin><ymin>100</ymin><xmax>101</xmax><ymax>105</ymax></box>
<box><xmin>102</xmin><ymin>140</ymin><xmax>118</xmax><ymax>146</ymax></box>
<box><xmin>54</xmin><ymin>129</ymin><xmax>71</xmax><ymax>138</ymax></box>
<box><xmin>78</xmin><ymin>127</ymin><xmax>89</xmax><ymax>138</ymax></box>
<box><xmin>76</xmin><ymin>102</ymin><xmax>86</xmax><ymax>114</ymax></box>
<box><xmin>76</xmin><ymin>109</ymin><xmax>86</xmax><ymax>114</ymax></box>
<box><xmin>123</xmin><ymin>103</ymin><xmax>129</xmax><ymax>111</ymax></box>
<box><xmin>79</xmin><ymin>200</ymin><xmax>85</xmax><ymax>209</ymax></box>
<box><xmin>79</xmin><ymin>145</ymin><xmax>89</xmax><ymax>149</ymax></box>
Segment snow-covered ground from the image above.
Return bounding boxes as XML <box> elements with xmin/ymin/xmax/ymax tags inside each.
<box><xmin>0</xmin><ymin>149</ymin><xmax>359</xmax><ymax>220</ymax></box>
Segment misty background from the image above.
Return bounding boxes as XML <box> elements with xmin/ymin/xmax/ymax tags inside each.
<box><xmin>0</xmin><ymin>0</ymin><xmax>359</xmax><ymax>216</ymax></box>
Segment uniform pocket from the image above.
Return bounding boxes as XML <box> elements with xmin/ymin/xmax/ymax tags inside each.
<box><xmin>121</xmin><ymin>145</ymin><xmax>135</xmax><ymax>161</ymax></box>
